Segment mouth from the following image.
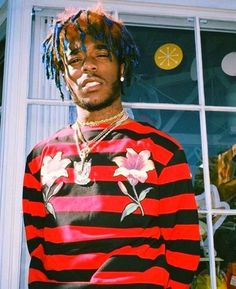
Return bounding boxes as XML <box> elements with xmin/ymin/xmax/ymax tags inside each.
<box><xmin>79</xmin><ymin>78</ymin><xmax>103</xmax><ymax>93</ymax></box>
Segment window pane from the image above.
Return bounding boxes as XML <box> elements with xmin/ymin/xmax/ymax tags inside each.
<box><xmin>26</xmin><ymin>104</ymin><xmax>75</xmax><ymax>153</ymax></box>
<box><xmin>123</xmin><ymin>23</ymin><xmax>198</xmax><ymax>104</ymax></box>
<box><xmin>29</xmin><ymin>14</ymin><xmax>71</xmax><ymax>101</ymax></box>
<box><xmin>214</xmin><ymin>215</ymin><xmax>236</xmax><ymax>288</ymax></box>
<box><xmin>201</xmin><ymin>20</ymin><xmax>236</xmax><ymax>107</ymax></box>
<box><xmin>206</xmin><ymin>111</ymin><xmax>236</xmax><ymax>209</ymax></box>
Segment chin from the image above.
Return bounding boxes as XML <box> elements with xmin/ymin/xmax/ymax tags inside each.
<box><xmin>74</xmin><ymin>94</ymin><xmax>120</xmax><ymax>112</ymax></box>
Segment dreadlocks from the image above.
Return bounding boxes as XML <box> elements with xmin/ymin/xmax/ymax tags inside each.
<box><xmin>42</xmin><ymin>6</ymin><xmax>139</xmax><ymax>99</ymax></box>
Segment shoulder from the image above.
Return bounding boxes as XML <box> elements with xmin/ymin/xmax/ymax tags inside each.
<box><xmin>27</xmin><ymin>125</ymin><xmax>74</xmax><ymax>162</ymax></box>
<box><xmin>126</xmin><ymin>120</ymin><xmax>182</xmax><ymax>152</ymax></box>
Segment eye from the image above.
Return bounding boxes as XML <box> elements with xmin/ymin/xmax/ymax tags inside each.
<box><xmin>96</xmin><ymin>50</ymin><xmax>109</xmax><ymax>58</ymax></box>
<box><xmin>68</xmin><ymin>57</ymin><xmax>83</xmax><ymax>65</ymax></box>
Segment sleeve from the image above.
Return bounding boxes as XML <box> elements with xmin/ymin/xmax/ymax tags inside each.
<box><xmin>22</xmin><ymin>149</ymin><xmax>46</xmax><ymax>257</ymax></box>
<box><xmin>157</xmin><ymin>147</ymin><xmax>201</xmax><ymax>289</ymax></box>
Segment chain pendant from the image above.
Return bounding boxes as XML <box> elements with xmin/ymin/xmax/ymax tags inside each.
<box><xmin>74</xmin><ymin>159</ymin><xmax>91</xmax><ymax>185</ymax></box>
<box><xmin>74</xmin><ymin>146</ymin><xmax>91</xmax><ymax>185</ymax></box>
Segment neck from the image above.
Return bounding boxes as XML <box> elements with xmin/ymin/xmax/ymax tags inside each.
<box><xmin>76</xmin><ymin>100</ymin><xmax>124</xmax><ymax>125</ymax></box>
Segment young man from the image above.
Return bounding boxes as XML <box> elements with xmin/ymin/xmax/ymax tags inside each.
<box><xmin>23</xmin><ymin>5</ymin><xmax>200</xmax><ymax>289</ymax></box>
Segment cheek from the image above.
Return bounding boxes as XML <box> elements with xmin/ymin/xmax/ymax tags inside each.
<box><xmin>64</xmin><ymin>70</ymin><xmax>81</xmax><ymax>88</ymax></box>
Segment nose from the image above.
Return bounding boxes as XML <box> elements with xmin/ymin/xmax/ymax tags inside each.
<box><xmin>81</xmin><ymin>57</ymin><xmax>97</xmax><ymax>73</ymax></box>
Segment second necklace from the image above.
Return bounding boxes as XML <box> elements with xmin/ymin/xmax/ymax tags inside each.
<box><xmin>74</xmin><ymin>111</ymin><xmax>129</xmax><ymax>185</ymax></box>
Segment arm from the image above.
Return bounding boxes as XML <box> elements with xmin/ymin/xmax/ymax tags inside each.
<box><xmin>22</xmin><ymin>149</ymin><xmax>46</xmax><ymax>264</ymax></box>
<box><xmin>158</xmin><ymin>148</ymin><xmax>200</xmax><ymax>289</ymax></box>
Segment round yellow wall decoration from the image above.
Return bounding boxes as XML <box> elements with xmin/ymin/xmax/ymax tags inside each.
<box><xmin>154</xmin><ymin>43</ymin><xmax>183</xmax><ymax>70</ymax></box>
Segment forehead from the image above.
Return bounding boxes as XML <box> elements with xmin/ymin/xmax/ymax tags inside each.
<box><xmin>64</xmin><ymin>34</ymin><xmax>109</xmax><ymax>54</ymax></box>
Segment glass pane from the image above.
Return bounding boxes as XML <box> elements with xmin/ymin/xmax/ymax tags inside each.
<box><xmin>26</xmin><ymin>104</ymin><xmax>76</xmax><ymax>153</ymax></box>
<box><xmin>131</xmin><ymin>108</ymin><xmax>201</xmax><ymax>180</ymax></box>
<box><xmin>214</xmin><ymin>215</ymin><xmax>236</xmax><ymax>289</ymax></box>
<box><xmin>123</xmin><ymin>23</ymin><xmax>198</xmax><ymax>104</ymax></box>
<box><xmin>29</xmin><ymin>14</ymin><xmax>71</xmax><ymax>101</ymax></box>
<box><xmin>206</xmin><ymin>111</ymin><xmax>236</xmax><ymax>209</ymax></box>
<box><xmin>201</xmin><ymin>20</ymin><xmax>236</xmax><ymax>107</ymax></box>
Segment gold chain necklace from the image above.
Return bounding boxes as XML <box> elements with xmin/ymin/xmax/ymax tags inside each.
<box><xmin>73</xmin><ymin>111</ymin><xmax>129</xmax><ymax>185</ymax></box>
<box><xmin>77</xmin><ymin>109</ymin><xmax>125</xmax><ymax>126</ymax></box>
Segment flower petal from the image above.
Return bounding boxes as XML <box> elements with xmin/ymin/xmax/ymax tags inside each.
<box><xmin>54</xmin><ymin>151</ymin><xmax>63</xmax><ymax>160</ymax></box>
<box><xmin>142</xmin><ymin>159</ymin><xmax>155</xmax><ymax>171</ymax></box>
<box><xmin>126</xmin><ymin>148</ymin><xmax>137</xmax><ymax>156</ymax></box>
<box><xmin>139</xmin><ymin>150</ymin><xmax>151</xmax><ymax>160</ymax></box>
<box><xmin>113</xmin><ymin>167</ymin><xmax>130</xmax><ymax>177</ymax></box>
<box><xmin>112</xmin><ymin>156</ymin><xmax>126</xmax><ymax>167</ymax></box>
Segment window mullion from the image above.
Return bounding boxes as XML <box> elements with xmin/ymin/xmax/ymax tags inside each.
<box><xmin>195</xmin><ymin>16</ymin><xmax>217</xmax><ymax>289</ymax></box>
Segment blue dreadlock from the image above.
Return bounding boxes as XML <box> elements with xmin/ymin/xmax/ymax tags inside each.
<box><xmin>42</xmin><ymin>7</ymin><xmax>139</xmax><ymax>100</ymax></box>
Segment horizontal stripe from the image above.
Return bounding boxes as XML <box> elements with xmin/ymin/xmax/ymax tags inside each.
<box><xmin>166</xmin><ymin>249</ymin><xmax>200</xmax><ymax>270</ymax></box>
<box><xmin>59</xmin><ymin>167</ymin><xmax>157</xmax><ymax>184</ymax></box>
<box><xmin>25</xmin><ymin>225</ymin><xmax>44</xmax><ymax>241</ymax></box>
<box><xmin>29</xmin><ymin>155</ymin><xmax>42</xmax><ymax>174</ymax></box>
<box><xmin>51</xmin><ymin>195</ymin><xmax>159</xmax><ymax>216</ymax></box>
<box><xmin>24</xmin><ymin>173</ymin><xmax>41</xmax><ymax>191</ymax></box>
<box><xmin>29</xmin><ymin>137</ymin><xmax>174</xmax><ymax>168</ymax></box>
<box><xmin>23</xmin><ymin>199</ymin><xmax>46</xmax><ymax>217</ymax></box>
<box><xmin>90</xmin><ymin>266</ymin><xmax>169</xmax><ymax>285</ymax></box>
<box><xmin>167</xmin><ymin>279</ymin><xmax>190</xmax><ymax>289</ymax></box>
<box><xmin>43</xmin><ymin>226</ymin><xmax>161</xmax><ymax>243</ymax></box>
<box><xmin>29</xmin><ymin>282</ymin><xmax>165</xmax><ymax>289</ymax></box>
<box><xmin>29</xmin><ymin>268</ymin><xmax>51</xmax><ymax>284</ymax></box>
<box><xmin>91</xmin><ymin>138</ymin><xmax>173</xmax><ymax>166</ymax></box>
<box><xmin>157</xmin><ymin>179</ymin><xmax>193</xmax><ymax>199</ymax></box>
<box><xmin>158</xmin><ymin>163</ymin><xmax>191</xmax><ymax>184</ymax></box>
<box><xmin>34</xmin><ymin>244</ymin><xmax>166</xmax><ymax>271</ymax></box>
<box><xmin>158</xmin><ymin>210</ymin><xmax>200</xmax><ymax>226</ymax></box>
<box><xmin>23</xmin><ymin>211</ymin><xmax>159</xmax><ymax>229</ymax></box>
<box><xmin>168</xmin><ymin>264</ymin><xmax>194</xmax><ymax>285</ymax></box>
<box><xmin>161</xmin><ymin>224</ymin><xmax>200</xmax><ymax>241</ymax></box>
<box><xmin>121</xmin><ymin>122</ymin><xmax>180</xmax><ymax>147</ymax></box>
<box><xmin>158</xmin><ymin>193</ymin><xmax>197</xmax><ymax>214</ymax></box>
<box><xmin>43</xmin><ymin>237</ymin><xmax>163</xmax><ymax>255</ymax></box>
<box><xmin>34</xmin><ymin>127</ymin><xmax>73</xmax><ymax>150</ymax></box>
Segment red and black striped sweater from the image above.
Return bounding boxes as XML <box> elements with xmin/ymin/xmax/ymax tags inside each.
<box><xmin>23</xmin><ymin>120</ymin><xmax>200</xmax><ymax>289</ymax></box>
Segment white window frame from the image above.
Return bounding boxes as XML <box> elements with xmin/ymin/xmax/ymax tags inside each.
<box><xmin>1</xmin><ymin>1</ymin><xmax>236</xmax><ymax>289</ymax></box>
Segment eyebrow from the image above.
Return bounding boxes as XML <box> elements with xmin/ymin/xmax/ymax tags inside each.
<box><xmin>66</xmin><ymin>44</ymin><xmax>109</xmax><ymax>56</ymax></box>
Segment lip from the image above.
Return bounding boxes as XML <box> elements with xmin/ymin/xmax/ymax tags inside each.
<box><xmin>80</xmin><ymin>77</ymin><xmax>103</xmax><ymax>88</ymax></box>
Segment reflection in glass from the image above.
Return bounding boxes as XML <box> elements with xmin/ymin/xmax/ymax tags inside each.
<box><xmin>26</xmin><ymin>104</ymin><xmax>72</xmax><ymax>153</ymax></box>
<box><xmin>206</xmin><ymin>111</ymin><xmax>236</xmax><ymax>209</ymax></box>
<box><xmin>123</xmin><ymin>25</ymin><xmax>198</xmax><ymax>104</ymax></box>
<box><xmin>191</xmin><ymin>214</ymin><xmax>235</xmax><ymax>288</ymax></box>
<box><xmin>214</xmin><ymin>216</ymin><xmax>236</xmax><ymax>289</ymax></box>
<box><xmin>201</xmin><ymin>26</ymin><xmax>236</xmax><ymax>107</ymax></box>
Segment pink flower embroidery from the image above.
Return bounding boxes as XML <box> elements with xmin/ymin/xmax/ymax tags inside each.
<box><xmin>113</xmin><ymin>148</ymin><xmax>155</xmax><ymax>186</ymax></box>
<box><xmin>112</xmin><ymin>148</ymin><xmax>155</xmax><ymax>221</ymax></box>
<box><xmin>41</xmin><ymin>152</ymin><xmax>71</xmax><ymax>219</ymax></box>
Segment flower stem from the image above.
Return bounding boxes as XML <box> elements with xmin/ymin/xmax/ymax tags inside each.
<box><xmin>132</xmin><ymin>185</ymin><xmax>144</xmax><ymax>216</ymax></box>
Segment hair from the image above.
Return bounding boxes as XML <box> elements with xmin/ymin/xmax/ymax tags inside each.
<box><xmin>42</xmin><ymin>5</ymin><xmax>139</xmax><ymax>99</ymax></box>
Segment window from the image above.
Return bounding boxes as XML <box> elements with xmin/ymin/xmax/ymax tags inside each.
<box><xmin>2</xmin><ymin>5</ymin><xmax>234</xmax><ymax>289</ymax></box>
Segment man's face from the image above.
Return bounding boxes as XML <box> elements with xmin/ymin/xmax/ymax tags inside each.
<box><xmin>63</xmin><ymin>35</ymin><xmax>124</xmax><ymax>111</ymax></box>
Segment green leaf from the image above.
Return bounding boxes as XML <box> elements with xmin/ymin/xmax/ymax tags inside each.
<box><xmin>138</xmin><ymin>187</ymin><xmax>153</xmax><ymax>201</ymax></box>
<box><xmin>49</xmin><ymin>182</ymin><xmax>64</xmax><ymax>199</ymax></box>
<box><xmin>120</xmin><ymin>202</ymin><xmax>139</xmax><ymax>221</ymax></box>
<box><xmin>46</xmin><ymin>202</ymin><xmax>56</xmax><ymax>219</ymax></box>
